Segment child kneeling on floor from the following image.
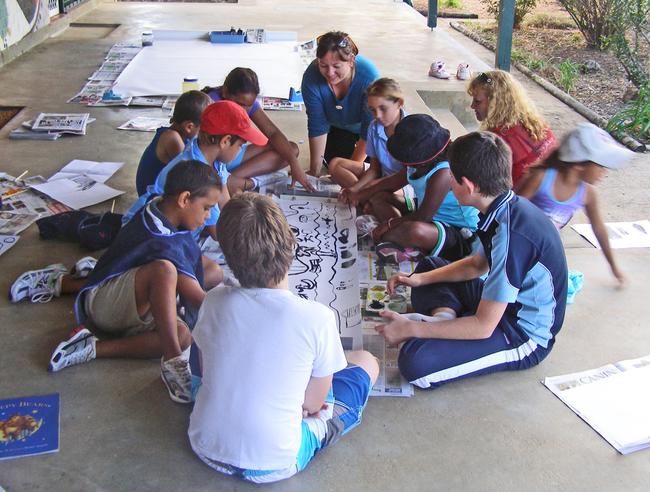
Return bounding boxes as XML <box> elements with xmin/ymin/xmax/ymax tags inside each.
<box><xmin>188</xmin><ymin>193</ymin><xmax>379</xmax><ymax>483</ymax></box>
<box><xmin>378</xmin><ymin>132</ymin><xmax>568</xmax><ymax>389</ymax></box>
<box><xmin>48</xmin><ymin>160</ymin><xmax>225</xmax><ymax>404</ymax></box>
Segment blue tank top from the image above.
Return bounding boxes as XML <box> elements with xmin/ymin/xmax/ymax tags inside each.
<box><xmin>407</xmin><ymin>161</ymin><xmax>479</xmax><ymax>230</ymax></box>
<box><xmin>136</xmin><ymin>127</ymin><xmax>172</xmax><ymax>196</ymax></box>
<box><xmin>529</xmin><ymin>168</ymin><xmax>586</xmax><ymax>229</ymax></box>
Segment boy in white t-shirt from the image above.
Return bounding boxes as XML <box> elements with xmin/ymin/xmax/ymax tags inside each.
<box><xmin>188</xmin><ymin>193</ymin><xmax>378</xmax><ymax>483</ymax></box>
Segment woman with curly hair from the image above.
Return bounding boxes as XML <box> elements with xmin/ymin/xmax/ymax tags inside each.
<box><xmin>467</xmin><ymin>70</ymin><xmax>557</xmax><ymax>187</ymax></box>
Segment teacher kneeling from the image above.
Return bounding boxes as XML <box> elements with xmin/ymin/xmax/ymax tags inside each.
<box><xmin>301</xmin><ymin>31</ymin><xmax>380</xmax><ymax>176</ymax></box>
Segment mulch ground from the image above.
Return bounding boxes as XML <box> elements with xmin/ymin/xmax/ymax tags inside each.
<box><xmin>410</xmin><ymin>0</ymin><xmax>648</xmax><ymax>136</ymax></box>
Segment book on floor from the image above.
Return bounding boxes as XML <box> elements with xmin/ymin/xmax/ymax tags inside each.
<box><xmin>0</xmin><ymin>393</ymin><xmax>60</xmax><ymax>460</ymax></box>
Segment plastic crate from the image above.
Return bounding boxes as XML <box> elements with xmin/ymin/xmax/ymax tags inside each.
<box><xmin>209</xmin><ymin>31</ymin><xmax>246</xmax><ymax>44</ymax></box>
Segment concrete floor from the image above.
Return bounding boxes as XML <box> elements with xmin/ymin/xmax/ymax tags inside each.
<box><xmin>1</xmin><ymin>1</ymin><xmax>649</xmax><ymax>490</ymax></box>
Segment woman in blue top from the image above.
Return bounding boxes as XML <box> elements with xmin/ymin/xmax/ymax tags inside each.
<box><xmin>202</xmin><ymin>68</ymin><xmax>314</xmax><ymax>192</ymax></box>
<box><xmin>301</xmin><ymin>31</ymin><xmax>380</xmax><ymax>176</ymax></box>
<box><xmin>370</xmin><ymin>115</ymin><xmax>479</xmax><ymax>263</ymax></box>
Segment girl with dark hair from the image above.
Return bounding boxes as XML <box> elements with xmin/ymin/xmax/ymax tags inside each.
<box><xmin>203</xmin><ymin>67</ymin><xmax>314</xmax><ymax>192</ymax></box>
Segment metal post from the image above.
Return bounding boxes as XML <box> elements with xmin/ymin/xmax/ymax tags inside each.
<box><xmin>495</xmin><ymin>0</ymin><xmax>515</xmax><ymax>70</ymax></box>
<box><xmin>428</xmin><ymin>0</ymin><xmax>438</xmax><ymax>29</ymax></box>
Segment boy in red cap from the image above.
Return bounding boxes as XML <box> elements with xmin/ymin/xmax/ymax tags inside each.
<box><xmin>123</xmin><ymin>100</ymin><xmax>268</xmax><ymax>240</ymax></box>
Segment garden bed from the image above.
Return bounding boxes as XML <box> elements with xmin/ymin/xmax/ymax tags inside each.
<box><xmin>411</xmin><ymin>0</ymin><xmax>649</xmax><ymax>144</ymax></box>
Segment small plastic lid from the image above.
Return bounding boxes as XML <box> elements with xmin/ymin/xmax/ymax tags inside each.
<box><xmin>183</xmin><ymin>76</ymin><xmax>199</xmax><ymax>82</ymax></box>
<box><xmin>142</xmin><ymin>30</ymin><xmax>153</xmax><ymax>35</ymax></box>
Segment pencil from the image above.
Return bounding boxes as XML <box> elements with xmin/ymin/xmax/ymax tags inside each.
<box><xmin>15</xmin><ymin>170</ymin><xmax>28</xmax><ymax>182</ymax></box>
<box><xmin>110</xmin><ymin>200</ymin><xmax>115</xmax><ymax>214</ymax></box>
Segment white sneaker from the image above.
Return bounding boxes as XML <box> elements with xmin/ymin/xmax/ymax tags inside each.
<box><xmin>456</xmin><ymin>63</ymin><xmax>472</xmax><ymax>80</ymax></box>
<box><xmin>49</xmin><ymin>327</ymin><xmax>97</xmax><ymax>372</ymax></box>
<box><xmin>10</xmin><ymin>263</ymin><xmax>67</xmax><ymax>303</ymax></box>
<box><xmin>428</xmin><ymin>61</ymin><xmax>450</xmax><ymax>79</ymax></box>
<box><xmin>71</xmin><ymin>256</ymin><xmax>97</xmax><ymax>279</ymax></box>
<box><xmin>161</xmin><ymin>355</ymin><xmax>192</xmax><ymax>404</ymax></box>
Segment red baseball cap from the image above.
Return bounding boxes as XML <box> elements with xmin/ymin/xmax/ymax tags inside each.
<box><xmin>200</xmin><ymin>100</ymin><xmax>268</xmax><ymax>146</ymax></box>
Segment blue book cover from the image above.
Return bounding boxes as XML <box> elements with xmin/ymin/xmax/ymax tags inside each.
<box><xmin>0</xmin><ymin>393</ymin><xmax>60</xmax><ymax>461</ymax></box>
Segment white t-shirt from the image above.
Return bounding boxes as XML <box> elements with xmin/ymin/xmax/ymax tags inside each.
<box><xmin>188</xmin><ymin>285</ymin><xmax>347</xmax><ymax>471</ymax></box>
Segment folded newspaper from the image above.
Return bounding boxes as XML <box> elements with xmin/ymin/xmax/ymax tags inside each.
<box><xmin>544</xmin><ymin>355</ymin><xmax>650</xmax><ymax>455</ymax></box>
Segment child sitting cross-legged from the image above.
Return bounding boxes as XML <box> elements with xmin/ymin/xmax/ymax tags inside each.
<box><xmin>377</xmin><ymin>132</ymin><xmax>568</xmax><ymax>389</ymax></box>
<box><xmin>47</xmin><ymin>160</ymin><xmax>225</xmax><ymax>404</ymax></box>
<box><xmin>369</xmin><ymin>114</ymin><xmax>479</xmax><ymax>263</ymax></box>
<box><xmin>135</xmin><ymin>90</ymin><xmax>212</xmax><ymax>196</ymax></box>
<box><xmin>188</xmin><ymin>193</ymin><xmax>379</xmax><ymax>483</ymax></box>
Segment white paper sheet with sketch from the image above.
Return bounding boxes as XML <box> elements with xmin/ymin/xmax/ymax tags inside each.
<box><xmin>49</xmin><ymin>160</ymin><xmax>124</xmax><ymax>183</ymax></box>
<box><xmin>571</xmin><ymin>220</ymin><xmax>650</xmax><ymax>249</ymax></box>
<box><xmin>276</xmin><ymin>196</ymin><xmax>362</xmax><ymax>350</ymax></box>
<box><xmin>112</xmin><ymin>40</ymin><xmax>305</xmax><ymax>98</ymax></box>
<box><xmin>31</xmin><ymin>176</ymin><xmax>123</xmax><ymax>210</ymax></box>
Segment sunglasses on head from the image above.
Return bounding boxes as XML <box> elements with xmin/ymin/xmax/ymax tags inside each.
<box><xmin>476</xmin><ymin>72</ymin><xmax>492</xmax><ymax>84</ymax></box>
<box><xmin>317</xmin><ymin>33</ymin><xmax>350</xmax><ymax>50</ymax></box>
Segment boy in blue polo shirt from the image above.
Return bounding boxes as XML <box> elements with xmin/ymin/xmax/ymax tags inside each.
<box><xmin>124</xmin><ymin>100</ymin><xmax>268</xmax><ymax>239</ymax></box>
<box><xmin>377</xmin><ymin>131</ymin><xmax>567</xmax><ymax>389</ymax></box>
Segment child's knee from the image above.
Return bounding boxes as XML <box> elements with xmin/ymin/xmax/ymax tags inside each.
<box><xmin>178</xmin><ymin>322</ymin><xmax>192</xmax><ymax>349</ymax></box>
<box><xmin>328</xmin><ymin>157</ymin><xmax>343</xmax><ymax>173</ymax></box>
<box><xmin>346</xmin><ymin>350</ymin><xmax>379</xmax><ymax>384</ymax></box>
<box><xmin>143</xmin><ymin>259</ymin><xmax>177</xmax><ymax>281</ymax></box>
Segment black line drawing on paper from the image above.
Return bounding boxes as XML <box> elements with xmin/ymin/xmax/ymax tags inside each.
<box><xmin>276</xmin><ymin>196</ymin><xmax>362</xmax><ymax>348</ymax></box>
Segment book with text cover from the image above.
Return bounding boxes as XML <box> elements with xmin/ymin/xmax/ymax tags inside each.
<box><xmin>0</xmin><ymin>393</ymin><xmax>60</xmax><ymax>460</ymax></box>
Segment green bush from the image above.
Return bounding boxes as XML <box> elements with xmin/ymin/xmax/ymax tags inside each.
<box><xmin>556</xmin><ymin>60</ymin><xmax>579</xmax><ymax>93</ymax></box>
<box><xmin>481</xmin><ymin>0</ymin><xmax>538</xmax><ymax>29</ymax></box>
<box><xmin>441</xmin><ymin>0</ymin><xmax>464</xmax><ymax>8</ymax></box>
<box><xmin>607</xmin><ymin>85</ymin><xmax>650</xmax><ymax>141</ymax></box>
<box><xmin>556</xmin><ymin>0</ymin><xmax>629</xmax><ymax>49</ymax></box>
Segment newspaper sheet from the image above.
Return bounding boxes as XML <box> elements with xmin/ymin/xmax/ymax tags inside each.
<box><xmin>32</xmin><ymin>113</ymin><xmax>89</xmax><ymax>133</ymax></box>
<box><xmin>0</xmin><ymin>175</ymin><xmax>70</xmax><ymax>234</ymax></box>
<box><xmin>0</xmin><ymin>235</ymin><xmax>19</xmax><ymax>257</ymax></box>
<box><xmin>544</xmin><ymin>355</ymin><xmax>650</xmax><ymax>454</ymax></box>
<box><xmin>363</xmin><ymin>320</ymin><xmax>413</xmax><ymax>397</ymax></box>
<box><xmin>571</xmin><ymin>220</ymin><xmax>650</xmax><ymax>249</ymax></box>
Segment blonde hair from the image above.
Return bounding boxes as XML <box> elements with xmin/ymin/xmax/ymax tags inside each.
<box><xmin>367</xmin><ymin>78</ymin><xmax>404</xmax><ymax>104</ymax></box>
<box><xmin>468</xmin><ymin>70</ymin><xmax>548</xmax><ymax>141</ymax></box>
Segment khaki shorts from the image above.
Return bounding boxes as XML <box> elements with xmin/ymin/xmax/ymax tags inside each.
<box><xmin>84</xmin><ymin>267</ymin><xmax>156</xmax><ymax>337</ymax></box>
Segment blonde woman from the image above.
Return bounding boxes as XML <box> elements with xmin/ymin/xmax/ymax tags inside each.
<box><xmin>334</xmin><ymin>78</ymin><xmax>407</xmax><ymax>206</ymax></box>
<box><xmin>468</xmin><ymin>70</ymin><xmax>556</xmax><ymax>187</ymax></box>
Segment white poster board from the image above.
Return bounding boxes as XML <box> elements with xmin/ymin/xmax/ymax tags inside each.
<box><xmin>112</xmin><ymin>40</ymin><xmax>305</xmax><ymax>98</ymax></box>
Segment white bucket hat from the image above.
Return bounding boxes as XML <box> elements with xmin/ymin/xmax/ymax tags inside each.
<box><xmin>559</xmin><ymin>123</ymin><xmax>634</xmax><ymax>169</ymax></box>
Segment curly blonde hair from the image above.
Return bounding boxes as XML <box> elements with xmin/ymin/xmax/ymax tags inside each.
<box><xmin>468</xmin><ymin>70</ymin><xmax>548</xmax><ymax>141</ymax></box>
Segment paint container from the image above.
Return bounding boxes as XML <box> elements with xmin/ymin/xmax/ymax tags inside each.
<box><xmin>182</xmin><ymin>76</ymin><xmax>200</xmax><ymax>93</ymax></box>
<box><xmin>141</xmin><ymin>31</ymin><xmax>154</xmax><ymax>47</ymax></box>
<box><xmin>387</xmin><ymin>293</ymin><xmax>407</xmax><ymax>313</ymax></box>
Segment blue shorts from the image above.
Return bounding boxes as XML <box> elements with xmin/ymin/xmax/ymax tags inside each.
<box><xmin>225</xmin><ymin>143</ymin><xmax>250</xmax><ymax>172</ymax></box>
<box><xmin>196</xmin><ymin>365</ymin><xmax>372</xmax><ymax>483</ymax></box>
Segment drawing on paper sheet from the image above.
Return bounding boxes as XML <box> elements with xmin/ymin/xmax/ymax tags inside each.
<box><xmin>276</xmin><ymin>196</ymin><xmax>362</xmax><ymax>349</ymax></box>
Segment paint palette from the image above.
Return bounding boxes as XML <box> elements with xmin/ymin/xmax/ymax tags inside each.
<box><xmin>364</xmin><ymin>282</ymin><xmax>407</xmax><ymax>314</ymax></box>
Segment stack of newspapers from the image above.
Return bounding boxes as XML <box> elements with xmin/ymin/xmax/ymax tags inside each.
<box><xmin>544</xmin><ymin>355</ymin><xmax>650</xmax><ymax>455</ymax></box>
<box><xmin>10</xmin><ymin>113</ymin><xmax>91</xmax><ymax>140</ymax></box>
